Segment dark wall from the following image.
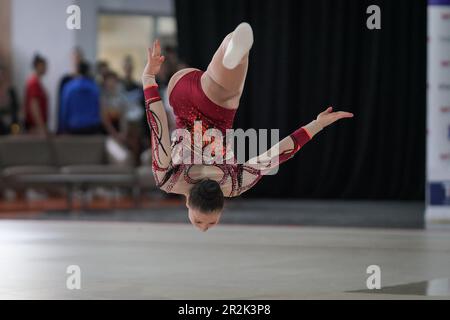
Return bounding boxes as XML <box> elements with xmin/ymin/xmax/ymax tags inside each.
<box><xmin>174</xmin><ymin>0</ymin><xmax>426</xmax><ymax>200</ymax></box>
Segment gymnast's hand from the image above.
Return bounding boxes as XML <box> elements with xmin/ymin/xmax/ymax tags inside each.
<box><xmin>316</xmin><ymin>106</ymin><xmax>354</xmax><ymax>128</ymax></box>
<box><xmin>142</xmin><ymin>39</ymin><xmax>165</xmax><ymax>85</ymax></box>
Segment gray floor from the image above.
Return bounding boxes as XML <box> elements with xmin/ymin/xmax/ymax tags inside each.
<box><xmin>1</xmin><ymin>219</ymin><xmax>449</xmax><ymax>299</ymax></box>
<box><xmin>15</xmin><ymin>200</ymin><xmax>425</xmax><ymax>229</ymax></box>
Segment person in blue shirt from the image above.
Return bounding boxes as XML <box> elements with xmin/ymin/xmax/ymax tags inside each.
<box><xmin>59</xmin><ymin>61</ymin><xmax>102</xmax><ymax>134</ymax></box>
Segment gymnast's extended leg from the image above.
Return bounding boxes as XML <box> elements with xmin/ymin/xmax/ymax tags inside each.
<box><xmin>201</xmin><ymin>22</ymin><xmax>254</xmax><ymax>109</ymax></box>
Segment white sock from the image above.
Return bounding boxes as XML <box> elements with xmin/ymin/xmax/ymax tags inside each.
<box><xmin>223</xmin><ymin>22</ymin><xmax>254</xmax><ymax>70</ymax></box>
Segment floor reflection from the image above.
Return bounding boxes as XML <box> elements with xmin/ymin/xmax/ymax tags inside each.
<box><xmin>352</xmin><ymin>278</ymin><xmax>450</xmax><ymax>296</ymax></box>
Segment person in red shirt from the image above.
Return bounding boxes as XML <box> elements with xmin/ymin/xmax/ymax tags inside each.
<box><xmin>24</xmin><ymin>54</ymin><xmax>48</xmax><ymax>134</ymax></box>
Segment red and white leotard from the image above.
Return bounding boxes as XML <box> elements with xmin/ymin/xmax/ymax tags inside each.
<box><xmin>144</xmin><ymin>69</ymin><xmax>316</xmax><ymax>197</ymax></box>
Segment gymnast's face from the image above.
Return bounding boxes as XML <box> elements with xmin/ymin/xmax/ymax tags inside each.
<box><xmin>187</xmin><ymin>206</ymin><xmax>222</xmax><ymax>232</ymax></box>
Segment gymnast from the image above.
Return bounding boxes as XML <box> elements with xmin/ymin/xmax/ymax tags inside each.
<box><xmin>142</xmin><ymin>23</ymin><xmax>353</xmax><ymax>231</ymax></box>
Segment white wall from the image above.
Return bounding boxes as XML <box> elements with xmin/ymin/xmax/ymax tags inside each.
<box><xmin>11</xmin><ymin>0</ymin><xmax>174</xmax><ymax>131</ymax></box>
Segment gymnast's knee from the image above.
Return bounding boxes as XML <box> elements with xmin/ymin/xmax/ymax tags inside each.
<box><xmin>223</xmin><ymin>92</ymin><xmax>243</xmax><ymax>109</ymax></box>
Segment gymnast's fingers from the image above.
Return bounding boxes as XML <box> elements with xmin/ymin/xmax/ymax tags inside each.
<box><xmin>154</xmin><ymin>39</ymin><xmax>161</xmax><ymax>57</ymax></box>
<box><xmin>333</xmin><ymin>111</ymin><xmax>354</xmax><ymax>120</ymax></box>
<box><xmin>320</xmin><ymin>106</ymin><xmax>333</xmax><ymax>116</ymax></box>
<box><xmin>151</xmin><ymin>40</ymin><xmax>158</xmax><ymax>58</ymax></box>
<box><xmin>147</xmin><ymin>47</ymin><xmax>153</xmax><ymax>61</ymax></box>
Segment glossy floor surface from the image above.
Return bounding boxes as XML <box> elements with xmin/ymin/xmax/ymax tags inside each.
<box><xmin>1</xmin><ymin>220</ymin><xmax>449</xmax><ymax>299</ymax></box>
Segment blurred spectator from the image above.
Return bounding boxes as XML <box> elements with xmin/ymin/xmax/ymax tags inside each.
<box><xmin>121</xmin><ymin>55</ymin><xmax>145</xmax><ymax>165</ymax></box>
<box><xmin>95</xmin><ymin>60</ymin><xmax>110</xmax><ymax>86</ymax></box>
<box><xmin>157</xmin><ymin>45</ymin><xmax>187</xmax><ymax>87</ymax></box>
<box><xmin>101</xmin><ymin>71</ymin><xmax>129</xmax><ymax>145</ymax></box>
<box><xmin>24</xmin><ymin>54</ymin><xmax>48</xmax><ymax>135</ymax></box>
<box><xmin>57</xmin><ymin>47</ymin><xmax>84</xmax><ymax>132</ymax></box>
<box><xmin>0</xmin><ymin>64</ymin><xmax>19</xmax><ymax>135</ymax></box>
<box><xmin>121</xmin><ymin>55</ymin><xmax>141</xmax><ymax>93</ymax></box>
<box><xmin>59</xmin><ymin>61</ymin><xmax>102</xmax><ymax>134</ymax></box>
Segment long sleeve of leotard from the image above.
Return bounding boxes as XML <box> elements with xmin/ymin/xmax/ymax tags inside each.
<box><xmin>143</xmin><ymin>79</ymin><xmax>173</xmax><ymax>189</ymax></box>
<box><xmin>233</xmin><ymin>120</ymin><xmax>323</xmax><ymax>196</ymax></box>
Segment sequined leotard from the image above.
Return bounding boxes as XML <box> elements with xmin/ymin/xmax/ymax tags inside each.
<box><xmin>145</xmin><ymin>69</ymin><xmax>313</xmax><ymax>197</ymax></box>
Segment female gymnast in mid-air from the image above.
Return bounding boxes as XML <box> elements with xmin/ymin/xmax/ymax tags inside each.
<box><xmin>142</xmin><ymin>23</ymin><xmax>353</xmax><ymax>231</ymax></box>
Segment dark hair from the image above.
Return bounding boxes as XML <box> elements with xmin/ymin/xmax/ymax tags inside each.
<box><xmin>32</xmin><ymin>54</ymin><xmax>46</xmax><ymax>69</ymax></box>
<box><xmin>96</xmin><ymin>60</ymin><xmax>109</xmax><ymax>70</ymax></box>
<box><xmin>123</xmin><ymin>55</ymin><xmax>133</xmax><ymax>64</ymax></box>
<box><xmin>188</xmin><ymin>179</ymin><xmax>224</xmax><ymax>213</ymax></box>
<box><xmin>164</xmin><ymin>45</ymin><xmax>177</xmax><ymax>54</ymax></box>
<box><xmin>103</xmin><ymin>71</ymin><xmax>118</xmax><ymax>81</ymax></box>
<box><xmin>73</xmin><ymin>46</ymin><xmax>84</xmax><ymax>57</ymax></box>
<box><xmin>77</xmin><ymin>61</ymin><xmax>90</xmax><ymax>77</ymax></box>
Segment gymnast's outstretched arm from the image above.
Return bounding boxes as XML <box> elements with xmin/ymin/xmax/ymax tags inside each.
<box><xmin>142</xmin><ymin>40</ymin><xmax>172</xmax><ymax>187</ymax></box>
<box><xmin>234</xmin><ymin>107</ymin><xmax>354</xmax><ymax>196</ymax></box>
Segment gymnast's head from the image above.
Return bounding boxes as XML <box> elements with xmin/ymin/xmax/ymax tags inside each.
<box><xmin>186</xmin><ymin>179</ymin><xmax>224</xmax><ymax>232</ymax></box>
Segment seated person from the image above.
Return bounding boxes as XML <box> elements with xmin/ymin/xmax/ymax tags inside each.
<box><xmin>101</xmin><ymin>71</ymin><xmax>129</xmax><ymax>144</ymax></box>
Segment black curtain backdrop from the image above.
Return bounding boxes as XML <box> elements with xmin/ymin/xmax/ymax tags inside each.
<box><xmin>174</xmin><ymin>0</ymin><xmax>426</xmax><ymax>200</ymax></box>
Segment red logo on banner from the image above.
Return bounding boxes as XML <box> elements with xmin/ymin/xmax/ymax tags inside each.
<box><xmin>442</xmin><ymin>60</ymin><xmax>450</xmax><ymax>67</ymax></box>
<box><xmin>442</xmin><ymin>13</ymin><xmax>450</xmax><ymax>20</ymax></box>
<box><xmin>440</xmin><ymin>153</ymin><xmax>450</xmax><ymax>160</ymax></box>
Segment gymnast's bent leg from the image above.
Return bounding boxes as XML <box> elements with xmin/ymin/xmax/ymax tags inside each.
<box><xmin>201</xmin><ymin>22</ymin><xmax>254</xmax><ymax>110</ymax></box>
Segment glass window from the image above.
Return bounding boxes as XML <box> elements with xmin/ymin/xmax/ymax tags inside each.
<box><xmin>97</xmin><ymin>14</ymin><xmax>177</xmax><ymax>81</ymax></box>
